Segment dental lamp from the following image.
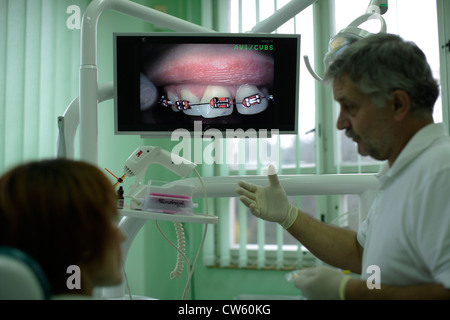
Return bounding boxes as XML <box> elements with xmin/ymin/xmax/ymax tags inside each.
<box><xmin>304</xmin><ymin>0</ymin><xmax>388</xmax><ymax>82</ymax></box>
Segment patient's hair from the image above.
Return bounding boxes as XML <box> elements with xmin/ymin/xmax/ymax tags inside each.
<box><xmin>324</xmin><ymin>33</ymin><xmax>439</xmax><ymax>117</ymax></box>
<box><xmin>0</xmin><ymin>159</ymin><xmax>117</xmax><ymax>294</ymax></box>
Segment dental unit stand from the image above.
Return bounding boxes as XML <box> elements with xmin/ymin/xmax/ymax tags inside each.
<box><xmin>102</xmin><ymin>145</ymin><xmax>216</xmax><ymax>300</ymax></box>
<box><xmin>57</xmin><ymin>0</ymin><xmax>380</xmax><ymax>300</ymax></box>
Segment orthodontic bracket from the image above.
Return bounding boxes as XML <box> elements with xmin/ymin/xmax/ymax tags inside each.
<box><xmin>159</xmin><ymin>93</ymin><xmax>274</xmax><ymax>111</ymax></box>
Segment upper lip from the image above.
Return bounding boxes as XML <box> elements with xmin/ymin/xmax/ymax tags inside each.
<box><xmin>346</xmin><ymin>130</ymin><xmax>360</xmax><ymax>142</ymax></box>
<box><xmin>146</xmin><ymin>44</ymin><xmax>274</xmax><ymax>88</ymax></box>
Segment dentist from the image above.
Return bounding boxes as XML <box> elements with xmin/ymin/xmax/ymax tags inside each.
<box><xmin>236</xmin><ymin>33</ymin><xmax>450</xmax><ymax>300</ymax></box>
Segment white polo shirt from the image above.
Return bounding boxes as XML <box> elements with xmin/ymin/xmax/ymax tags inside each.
<box><xmin>357</xmin><ymin>123</ymin><xmax>450</xmax><ymax>288</ymax></box>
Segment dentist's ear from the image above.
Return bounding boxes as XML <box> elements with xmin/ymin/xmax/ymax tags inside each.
<box><xmin>391</xmin><ymin>89</ymin><xmax>410</xmax><ymax>122</ymax></box>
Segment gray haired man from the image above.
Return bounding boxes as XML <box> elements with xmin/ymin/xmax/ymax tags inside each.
<box><xmin>236</xmin><ymin>33</ymin><xmax>450</xmax><ymax>299</ymax></box>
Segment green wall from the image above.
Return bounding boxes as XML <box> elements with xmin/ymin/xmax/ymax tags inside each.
<box><xmin>96</xmin><ymin>0</ymin><xmax>302</xmax><ymax>300</ymax></box>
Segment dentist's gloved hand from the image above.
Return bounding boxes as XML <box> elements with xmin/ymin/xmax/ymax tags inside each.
<box><xmin>235</xmin><ymin>165</ymin><xmax>298</xmax><ymax>229</ymax></box>
<box><xmin>293</xmin><ymin>266</ymin><xmax>351</xmax><ymax>300</ymax></box>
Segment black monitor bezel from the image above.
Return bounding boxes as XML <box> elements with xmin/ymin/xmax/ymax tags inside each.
<box><xmin>113</xmin><ymin>32</ymin><xmax>300</xmax><ymax>137</ymax></box>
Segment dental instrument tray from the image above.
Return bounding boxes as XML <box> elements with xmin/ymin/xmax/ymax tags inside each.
<box><xmin>142</xmin><ymin>181</ymin><xmax>196</xmax><ymax>215</ymax></box>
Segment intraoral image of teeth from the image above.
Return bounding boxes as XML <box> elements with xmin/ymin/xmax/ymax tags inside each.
<box><xmin>236</xmin><ymin>84</ymin><xmax>269</xmax><ymax>115</ymax></box>
<box><xmin>167</xmin><ymin>91</ymin><xmax>182</xmax><ymax>113</ymax></box>
<box><xmin>200</xmin><ymin>85</ymin><xmax>233</xmax><ymax>118</ymax></box>
<box><xmin>144</xmin><ymin>44</ymin><xmax>274</xmax><ymax>119</ymax></box>
<box><xmin>180</xmin><ymin>87</ymin><xmax>202</xmax><ymax>116</ymax></box>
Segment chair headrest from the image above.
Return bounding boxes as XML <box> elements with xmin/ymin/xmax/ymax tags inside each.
<box><xmin>0</xmin><ymin>246</ymin><xmax>51</xmax><ymax>300</ymax></box>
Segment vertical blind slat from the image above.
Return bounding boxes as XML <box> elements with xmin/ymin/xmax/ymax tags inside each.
<box><xmin>237</xmin><ymin>145</ymin><xmax>248</xmax><ymax>267</ymax></box>
<box><xmin>4</xmin><ymin>0</ymin><xmax>26</xmax><ymax>168</ymax></box>
<box><xmin>0</xmin><ymin>1</ymin><xmax>7</xmax><ymax>170</ymax></box>
<box><xmin>256</xmin><ymin>219</ymin><xmax>265</xmax><ymax>269</ymax></box>
<box><xmin>219</xmin><ymin>150</ymin><xmax>231</xmax><ymax>266</ymax></box>
<box><xmin>276</xmin><ymin>224</ymin><xmax>283</xmax><ymax>269</ymax></box>
<box><xmin>38</xmin><ymin>0</ymin><xmax>56</xmax><ymax>159</ymax></box>
<box><xmin>23</xmin><ymin>0</ymin><xmax>42</xmax><ymax>160</ymax></box>
<box><xmin>238</xmin><ymin>210</ymin><xmax>247</xmax><ymax>267</ymax></box>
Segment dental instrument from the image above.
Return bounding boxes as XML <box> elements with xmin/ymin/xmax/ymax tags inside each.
<box><xmin>104</xmin><ymin>167</ymin><xmax>126</xmax><ymax>189</ymax></box>
<box><xmin>123</xmin><ymin>146</ymin><xmax>196</xmax><ymax>210</ymax></box>
<box><xmin>102</xmin><ymin>145</ymin><xmax>215</xmax><ymax>300</ymax></box>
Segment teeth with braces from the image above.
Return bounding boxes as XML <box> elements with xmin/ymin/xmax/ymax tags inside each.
<box><xmin>236</xmin><ymin>84</ymin><xmax>271</xmax><ymax>115</ymax></box>
<box><xmin>201</xmin><ymin>85</ymin><xmax>233</xmax><ymax>118</ymax></box>
<box><xmin>159</xmin><ymin>93</ymin><xmax>273</xmax><ymax>113</ymax></box>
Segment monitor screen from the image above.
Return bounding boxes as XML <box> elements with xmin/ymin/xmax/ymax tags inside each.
<box><xmin>114</xmin><ymin>33</ymin><xmax>300</xmax><ymax>137</ymax></box>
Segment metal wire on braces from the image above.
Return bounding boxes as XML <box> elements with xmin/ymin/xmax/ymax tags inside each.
<box><xmin>159</xmin><ymin>93</ymin><xmax>274</xmax><ymax>111</ymax></box>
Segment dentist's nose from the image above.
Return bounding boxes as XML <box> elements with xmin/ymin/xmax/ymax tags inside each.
<box><xmin>336</xmin><ymin>107</ymin><xmax>351</xmax><ymax>131</ymax></box>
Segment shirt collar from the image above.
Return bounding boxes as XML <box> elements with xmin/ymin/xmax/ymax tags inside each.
<box><xmin>376</xmin><ymin>123</ymin><xmax>447</xmax><ymax>184</ymax></box>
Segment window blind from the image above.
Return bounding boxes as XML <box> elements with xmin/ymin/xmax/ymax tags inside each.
<box><xmin>0</xmin><ymin>0</ymin><xmax>87</xmax><ymax>174</ymax></box>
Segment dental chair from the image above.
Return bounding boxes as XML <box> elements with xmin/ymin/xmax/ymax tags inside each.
<box><xmin>0</xmin><ymin>246</ymin><xmax>51</xmax><ymax>300</ymax></box>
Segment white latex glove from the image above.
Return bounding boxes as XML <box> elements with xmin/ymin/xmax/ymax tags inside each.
<box><xmin>235</xmin><ymin>165</ymin><xmax>298</xmax><ymax>229</ymax></box>
<box><xmin>293</xmin><ymin>266</ymin><xmax>351</xmax><ymax>300</ymax></box>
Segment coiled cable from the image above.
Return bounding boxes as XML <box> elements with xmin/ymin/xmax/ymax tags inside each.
<box><xmin>155</xmin><ymin>168</ymin><xmax>209</xmax><ymax>300</ymax></box>
<box><xmin>170</xmin><ymin>222</ymin><xmax>186</xmax><ymax>280</ymax></box>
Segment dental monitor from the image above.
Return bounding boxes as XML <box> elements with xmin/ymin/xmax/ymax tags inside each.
<box><xmin>114</xmin><ymin>33</ymin><xmax>300</xmax><ymax>137</ymax></box>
